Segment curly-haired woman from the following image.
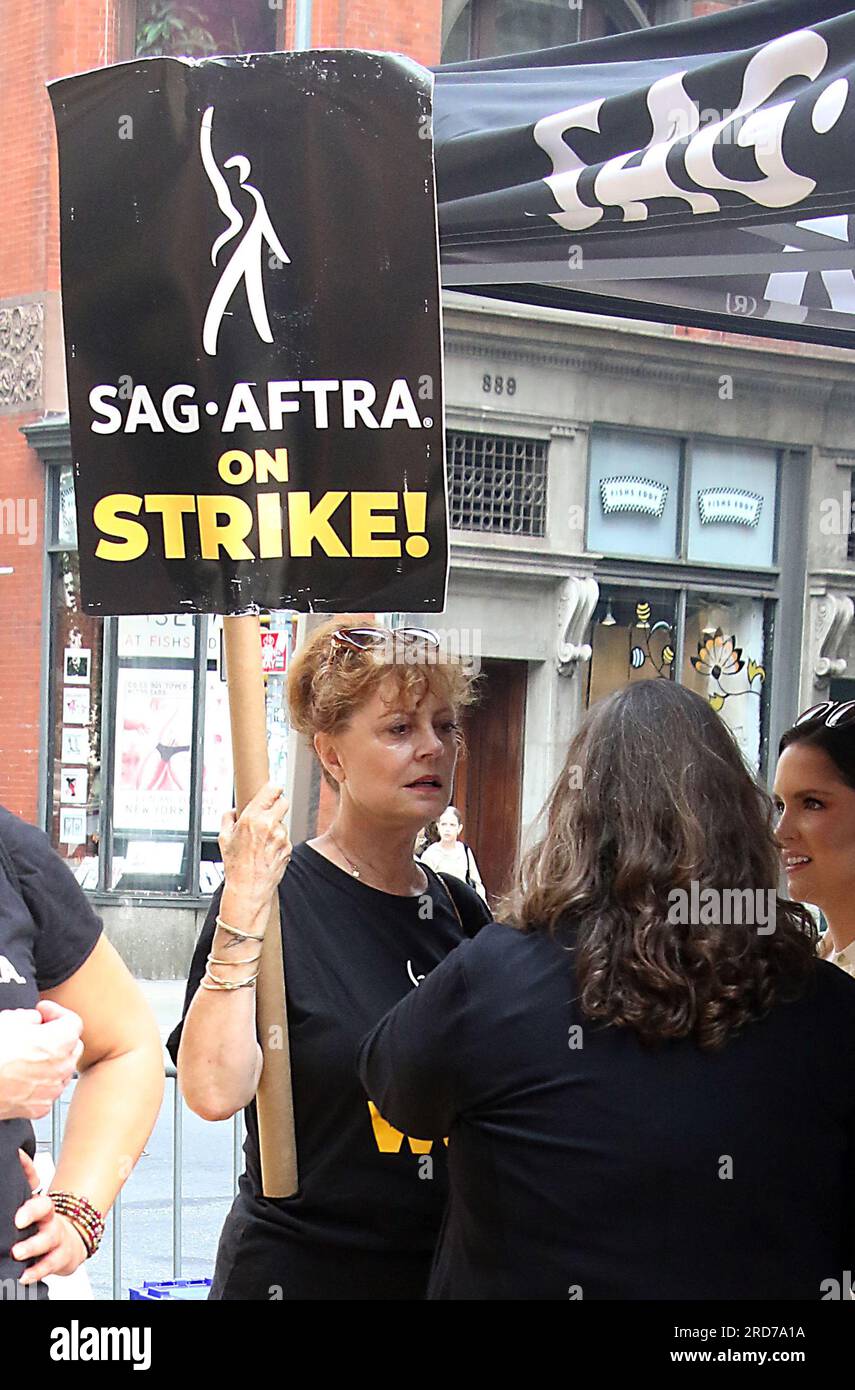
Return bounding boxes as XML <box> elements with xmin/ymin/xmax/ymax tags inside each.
<box><xmin>360</xmin><ymin>680</ymin><xmax>855</xmax><ymax>1299</ymax></box>
<box><xmin>169</xmin><ymin>620</ymin><xmax>490</xmax><ymax>1300</ymax></box>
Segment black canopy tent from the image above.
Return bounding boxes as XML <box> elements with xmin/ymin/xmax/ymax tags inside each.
<box><xmin>433</xmin><ymin>0</ymin><xmax>855</xmax><ymax>350</ymax></box>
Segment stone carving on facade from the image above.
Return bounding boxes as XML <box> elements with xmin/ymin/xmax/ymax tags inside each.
<box><xmin>0</xmin><ymin>301</ymin><xmax>44</xmax><ymax>408</ymax></box>
<box><xmin>811</xmin><ymin>589</ymin><xmax>854</xmax><ymax>687</ymax></box>
<box><xmin>557</xmin><ymin>575</ymin><xmax>599</xmax><ymax>675</ymax></box>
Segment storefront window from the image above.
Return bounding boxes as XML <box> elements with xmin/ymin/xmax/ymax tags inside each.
<box><xmin>682</xmin><ymin>594</ymin><xmax>769</xmax><ymax>770</ymax></box>
<box><xmin>109</xmin><ymin>616</ymin><xmax>199</xmax><ymax>892</ymax></box>
<box><xmin>588</xmin><ymin>591</ymin><xmax>677</xmax><ymax>706</ymax></box>
<box><xmin>589</xmin><ymin>589</ymin><xmax>772</xmax><ymax>771</ymax></box>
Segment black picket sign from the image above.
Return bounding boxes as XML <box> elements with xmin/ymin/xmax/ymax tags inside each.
<box><xmin>50</xmin><ymin>51</ymin><xmax>447</xmax><ymax>616</ymax></box>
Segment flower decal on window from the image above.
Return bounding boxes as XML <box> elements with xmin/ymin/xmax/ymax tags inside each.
<box><xmin>624</xmin><ymin>601</ymin><xmax>675</xmax><ymax>679</ymax></box>
<box><xmin>690</xmin><ymin>631</ymin><xmax>744</xmax><ymax>681</ymax></box>
<box><xmin>690</xmin><ymin>627</ymin><xmax>764</xmax><ymax>710</ymax></box>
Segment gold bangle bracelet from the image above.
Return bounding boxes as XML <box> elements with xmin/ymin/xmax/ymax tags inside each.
<box><xmin>201</xmin><ymin>967</ymin><xmax>260</xmax><ymax>990</ymax></box>
<box><xmin>207</xmin><ymin>950</ymin><xmax>263</xmax><ymax>967</ymax></box>
<box><xmin>215</xmin><ymin>914</ymin><xmax>265</xmax><ymax>942</ymax></box>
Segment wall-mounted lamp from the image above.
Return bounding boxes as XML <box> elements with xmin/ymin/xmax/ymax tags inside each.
<box><xmin>600</xmin><ymin>600</ymin><xmax>616</xmax><ymax>627</ymax></box>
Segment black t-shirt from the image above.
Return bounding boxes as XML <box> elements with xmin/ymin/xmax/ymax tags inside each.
<box><xmin>0</xmin><ymin>807</ymin><xmax>102</xmax><ymax>1297</ymax></box>
<box><xmin>167</xmin><ymin>842</ymin><xmax>491</xmax><ymax>1300</ymax></box>
<box><xmin>359</xmin><ymin>919</ymin><xmax>855</xmax><ymax>1300</ymax></box>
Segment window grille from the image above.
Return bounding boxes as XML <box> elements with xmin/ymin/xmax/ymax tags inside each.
<box><xmin>446</xmin><ymin>432</ymin><xmax>548</xmax><ymax>536</ymax></box>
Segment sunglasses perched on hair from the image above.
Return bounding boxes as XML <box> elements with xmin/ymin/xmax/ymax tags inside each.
<box><xmin>794</xmin><ymin>700</ymin><xmax>855</xmax><ymax>728</ymax></box>
<box><xmin>329</xmin><ymin>627</ymin><xmax>440</xmax><ymax>654</ymax></box>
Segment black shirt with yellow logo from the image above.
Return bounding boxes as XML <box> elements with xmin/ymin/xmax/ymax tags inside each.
<box><xmin>167</xmin><ymin>841</ymin><xmax>490</xmax><ymax>1300</ymax></box>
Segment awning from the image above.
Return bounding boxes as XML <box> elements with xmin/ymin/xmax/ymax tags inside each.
<box><xmin>433</xmin><ymin>0</ymin><xmax>855</xmax><ymax>347</ymax></box>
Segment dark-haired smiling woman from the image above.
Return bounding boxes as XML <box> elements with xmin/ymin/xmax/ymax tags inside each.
<box><xmin>360</xmin><ymin>681</ymin><xmax>855</xmax><ymax>1300</ymax></box>
<box><xmin>775</xmin><ymin>701</ymin><xmax>855</xmax><ymax>979</ymax></box>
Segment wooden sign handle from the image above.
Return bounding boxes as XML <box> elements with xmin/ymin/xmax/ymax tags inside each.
<box><xmin>223</xmin><ymin>613</ymin><xmax>298</xmax><ymax>1198</ymax></box>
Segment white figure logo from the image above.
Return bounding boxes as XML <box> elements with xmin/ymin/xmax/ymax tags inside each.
<box><xmin>200</xmin><ymin>105</ymin><xmax>290</xmax><ymax>356</ymax></box>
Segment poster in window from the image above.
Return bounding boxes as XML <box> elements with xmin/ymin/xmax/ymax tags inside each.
<box><xmin>59</xmin><ymin>808</ymin><xmax>87</xmax><ymax>846</ymax></box>
<box><xmin>64</xmin><ymin>647</ymin><xmax>91</xmax><ymax>685</ymax></box>
<box><xmin>61</xmin><ymin>726</ymin><xmax>89</xmax><ymax>764</ymax></box>
<box><xmin>60</xmin><ymin>768</ymin><xmax>88</xmax><ymax>806</ymax></box>
<box><xmin>202</xmin><ymin>670</ymin><xmax>235</xmax><ymax>836</ymax></box>
<box><xmin>63</xmin><ymin>687</ymin><xmax>90</xmax><ymax>725</ymax></box>
<box><xmin>113</xmin><ymin>668</ymin><xmax>194</xmax><ymax>832</ymax></box>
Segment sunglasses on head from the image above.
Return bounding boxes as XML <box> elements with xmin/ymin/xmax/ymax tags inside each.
<box><xmin>329</xmin><ymin>626</ymin><xmax>440</xmax><ymax>654</ymax></box>
<box><xmin>794</xmin><ymin>700</ymin><xmax>855</xmax><ymax>729</ymax></box>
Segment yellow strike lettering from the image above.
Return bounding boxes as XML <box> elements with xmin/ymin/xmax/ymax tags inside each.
<box><xmin>196</xmin><ymin>495</ymin><xmax>254</xmax><ymax>559</ymax></box>
<box><xmin>351</xmin><ymin>491</ymin><xmax>400</xmax><ymax>557</ymax></box>
<box><xmin>256</xmin><ymin>492</ymin><xmax>284</xmax><ymax>558</ymax></box>
<box><xmin>93</xmin><ymin>494</ymin><xmax>148</xmax><ymax>562</ymax></box>
<box><xmin>287</xmin><ymin>491</ymin><xmax>348</xmax><ymax>557</ymax></box>
<box><xmin>254</xmin><ymin>448</ymin><xmax>289</xmax><ymax>484</ymax></box>
<box><xmin>144</xmin><ymin>495</ymin><xmax>196</xmax><ymax>559</ymax></box>
<box><xmin>218</xmin><ymin>450</ymin><xmax>254</xmax><ymax>485</ymax></box>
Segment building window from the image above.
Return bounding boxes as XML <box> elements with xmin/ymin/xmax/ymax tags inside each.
<box><xmin>589</xmin><ymin>588</ymin><xmax>772</xmax><ymax>771</ymax></box>
<box><xmin>682</xmin><ymin>592</ymin><xmax>770</xmax><ymax>772</ymax></box>
<box><xmin>587</xmin><ymin>427</ymin><xmax>779</xmax><ymax>568</ymax></box>
<box><xmin>588</xmin><ymin>591</ymin><xmax>677</xmax><ymax>707</ymax></box>
<box><xmin>134</xmin><ymin>1</ymin><xmax>282</xmax><ymax>58</ymax></box>
<box><xmin>441</xmin><ymin>0</ymin><xmax>655</xmax><ymax>63</ymax></box>
<box><xmin>446</xmin><ymin>430</ymin><xmax>547</xmax><ymax>536</ymax></box>
<box><xmin>687</xmin><ymin>441</ymin><xmax>778</xmax><ymax>568</ymax></box>
<box><xmin>587</xmin><ymin>428</ymin><xmax>682</xmax><ymax>560</ymax></box>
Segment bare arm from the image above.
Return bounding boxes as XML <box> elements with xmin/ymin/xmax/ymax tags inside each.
<box><xmin>177</xmin><ymin>783</ymin><xmax>291</xmax><ymax>1122</ymax></box>
<box><xmin>42</xmin><ymin>935</ymin><xmax>164</xmax><ymax>1212</ymax></box>
<box><xmin>12</xmin><ymin>936</ymin><xmax>164</xmax><ymax>1284</ymax></box>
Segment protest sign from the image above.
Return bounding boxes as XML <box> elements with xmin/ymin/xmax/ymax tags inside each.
<box><xmin>50</xmin><ymin>50</ymin><xmax>445</xmax><ymax>1196</ymax></box>
<box><xmin>50</xmin><ymin>50</ymin><xmax>447</xmax><ymax>616</ymax></box>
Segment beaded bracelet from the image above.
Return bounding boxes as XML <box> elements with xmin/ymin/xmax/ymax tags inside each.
<box><xmin>50</xmin><ymin>1191</ymin><xmax>105</xmax><ymax>1259</ymax></box>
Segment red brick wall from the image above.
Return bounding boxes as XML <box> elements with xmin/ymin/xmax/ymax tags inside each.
<box><xmin>0</xmin><ymin>1</ymin><xmax>120</xmax><ymax>820</ymax></box>
<box><xmin>285</xmin><ymin>0</ymin><xmax>443</xmax><ymax>67</ymax></box>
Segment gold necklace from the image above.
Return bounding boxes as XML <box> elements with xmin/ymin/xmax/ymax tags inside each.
<box><xmin>327</xmin><ymin>831</ymin><xmax>362</xmax><ymax>878</ymax></box>
<box><xmin>326</xmin><ymin>831</ymin><xmax>424</xmax><ymax>894</ymax></box>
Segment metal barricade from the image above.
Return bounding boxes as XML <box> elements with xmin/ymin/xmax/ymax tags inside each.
<box><xmin>49</xmin><ymin>1060</ymin><xmax>245</xmax><ymax>1299</ymax></box>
